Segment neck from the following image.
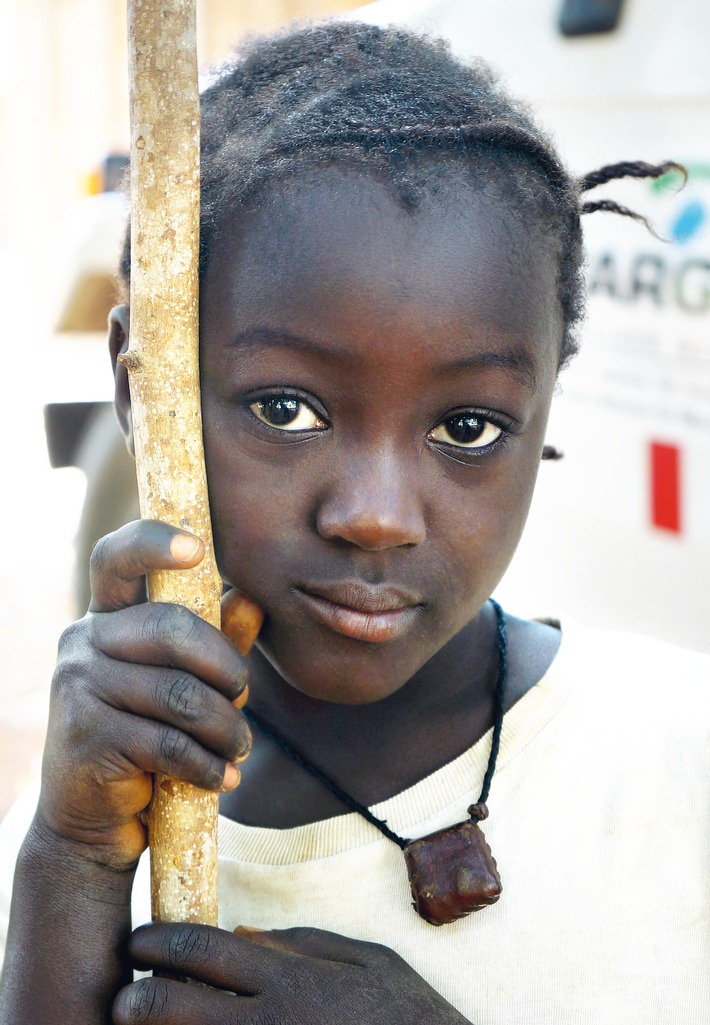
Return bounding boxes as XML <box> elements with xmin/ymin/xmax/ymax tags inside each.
<box><xmin>243</xmin><ymin>603</ymin><xmax>499</xmax><ymax>800</ymax></box>
<box><xmin>221</xmin><ymin>607</ymin><xmax>561</xmax><ymax>827</ymax></box>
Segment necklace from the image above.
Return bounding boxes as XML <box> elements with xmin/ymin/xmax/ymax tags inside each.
<box><xmin>242</xmin><ymin>598</ymin><xmax>506</xmax><ymax>927</ymax></box>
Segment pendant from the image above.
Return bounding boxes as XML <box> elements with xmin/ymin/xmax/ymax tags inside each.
<box><xmin>403</xmin><ymin>803</ymin><xmax>502</xmax><ymax>926</ymax></box>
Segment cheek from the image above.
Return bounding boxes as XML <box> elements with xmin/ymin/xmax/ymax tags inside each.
<box><xmin>204</xmin><ymin>426</ymin><xmax>310</xmax><ymax>592</ymax></box>
<box><xmin>444</xmin><ymin>490</ymin><xmax>530</xmax><ymax>598</ymax></box>
<box><xmin>437</xmin><ymin>441</ymin><xmax>545</xmax><ymax>604</ymax></box>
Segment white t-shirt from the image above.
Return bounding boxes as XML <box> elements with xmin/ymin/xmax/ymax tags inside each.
<box><xmin>2</xmin><ymin>620</ymin><xmax>709</xmax><ymax>1023</ymax></box>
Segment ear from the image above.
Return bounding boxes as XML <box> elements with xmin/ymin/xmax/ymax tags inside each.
<box><xmin>108</xmin><ymin>304</ymin><xmax>134</xmax><ymax>456</ymax></box>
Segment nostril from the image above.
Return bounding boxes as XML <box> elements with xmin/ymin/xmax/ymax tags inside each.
<box><xmin>317</xmin><ymin>507</ymin><xmax>425</xmax><ymax>551</ymax></box>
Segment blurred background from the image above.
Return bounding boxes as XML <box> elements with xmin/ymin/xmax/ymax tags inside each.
<box><xmin>0</xmin><ymin>0</ymin><xmax>708</xmax><ymax>820</ymax></box>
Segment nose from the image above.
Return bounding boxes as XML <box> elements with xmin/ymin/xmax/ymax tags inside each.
<box><xmin>316</xmin><ymin>446</ymin><xmax>426</xmax><ymax>550</ymax></box>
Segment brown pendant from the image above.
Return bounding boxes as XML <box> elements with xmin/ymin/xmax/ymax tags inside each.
<box><xmin>403</xmin><ymin>803</ymin><xmax>502</xmax><ymax>926</ymax></box>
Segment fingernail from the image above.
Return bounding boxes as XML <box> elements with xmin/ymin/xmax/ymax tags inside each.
<box><xmin>233</xmin><ymin>684</ymin><xmax>249</xmax><ymax>710</ymax></box>
<box><xmin>234</xmin><ymin>728</ymin><xmax>252</xmax><ymax>764</ymax></box>
<box><xmin>221</xmin><ymin>763</ymin><xmax>240</xmax><ymax>791</ymax></box>
<box><xmin>234</xmin><ymin>926</ymin><xmax>266</xmax><ymax>937</ymax></box>
<box><xmin>170</xmin><ymin>534</ymin><xmax>202</xmax><ymax>563</ymax></box>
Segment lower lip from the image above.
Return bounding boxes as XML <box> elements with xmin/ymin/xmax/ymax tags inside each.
<box><xmin>297</xmin><ymin>591</ymin><xmax>420</xmax><ymax>643</ymax></box>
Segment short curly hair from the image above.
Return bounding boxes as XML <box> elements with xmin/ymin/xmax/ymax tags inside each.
<box><xmin>118</xmin><ymin>20</ymin><xmax>679</xmax><ymax>369</ymax></box>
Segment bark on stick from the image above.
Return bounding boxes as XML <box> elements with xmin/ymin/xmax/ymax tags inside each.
<box><xmin>125</xmin><ymin>0</ymin><xmax>220</xmax><ymax>926</ymax></box>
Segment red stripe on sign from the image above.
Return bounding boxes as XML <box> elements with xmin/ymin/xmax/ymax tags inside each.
<box><xmin>649</xmin><ymin>441</ymin><xmax>681</xmax><ymax>534</ymax></box>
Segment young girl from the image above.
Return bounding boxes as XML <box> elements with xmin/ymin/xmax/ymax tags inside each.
<box><xmin>1</xmin><ymin>20</ymin><xmax>708</xmax><ymax>1025</ymax></box>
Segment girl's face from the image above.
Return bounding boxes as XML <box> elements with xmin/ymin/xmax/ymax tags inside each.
<box><xmin>200</xmin><ymin>169</ymin><xmax>563</xmax><ymax>703</ymax></box>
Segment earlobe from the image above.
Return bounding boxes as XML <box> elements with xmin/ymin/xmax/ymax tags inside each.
<box><xmin>108</xmin><ymin>304</ymin><xmax>134</xmax><ymax>456</ymax></box>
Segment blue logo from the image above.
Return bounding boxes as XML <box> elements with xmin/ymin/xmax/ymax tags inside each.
<box><xmin>670</xmin><ymin>200</ymin><xmax>706</xmax><ymax>244</ymax></box>
<box><xmin>651</xmin><ymin>164</ymin><xmax>710</xmax><ymax>246</ymax></box>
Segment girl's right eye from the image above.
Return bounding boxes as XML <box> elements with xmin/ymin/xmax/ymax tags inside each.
<box><xmin>249</xmin><ymin>396</ymin><xmax>327</xmax><ymax>432</ymax></box>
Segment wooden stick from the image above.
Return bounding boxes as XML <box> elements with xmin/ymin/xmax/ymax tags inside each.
<box><xmin>124</xmin><ymin>0</ymin><xmax>221</xmax><ymax>926</ymax></box>
<box><xmin>124</xmin><ymin>0</ymin><xmax>262</xmax><ymax>926</ymax></box>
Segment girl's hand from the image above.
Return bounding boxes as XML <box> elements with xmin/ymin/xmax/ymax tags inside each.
<box><xmin>36</xmin><ymin>519</ymin><xmax>251</xmax><ymax>870</ymax></box>
<box><xmin>113</xmin><ymin>923</ymin><xmax>471</xmax><ymax>1025</ymax></box>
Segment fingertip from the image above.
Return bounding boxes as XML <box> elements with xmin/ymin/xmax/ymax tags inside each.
<box><xmin>111</xmin><ymin>983</ymin><xmax>131</xmax><ymax>1023</ymax></box>
<box><xmin>233</xmin><ymin>684</ymin><xmax>249</xmax><ymax>710</ymax></box>
<box><xmin>125</xmin><ymin>922</ymin><xmax>157</xmax><ymax>966</ymax></box>
<box><xmin>221</xmin><ymin>590</ymin><xmax>264</xmax><ymax>656</ymax></box>
<box><xmin>128</xmin><ymin>921</ymin><xmax>153</xmax><ymax>949</ymax></box>
<box><xmin>233</xmin><ymin>925</ymin><xmax>267</xmax><ymax>940</ymax></box>
<box><xmin>169</xmin><ymin>533</ymin><xmax>204</xmax><ymax>564</ymax></box>
<box><xmin>221</xmin><ymin>763</ymin><xmax>241</xmax><ymax>792</ymax></box>
<box><xmin>233</xmin><ymin>719</ymin><xmax>252</xmax><ymax>763</ymax></box>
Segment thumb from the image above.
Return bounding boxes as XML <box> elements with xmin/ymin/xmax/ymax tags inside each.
<box><xmin>221</xmin><ymin>589</ymin><xmax>264</xmax><ymax>657</ymax></box>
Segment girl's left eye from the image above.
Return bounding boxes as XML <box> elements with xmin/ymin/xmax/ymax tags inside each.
<box><xmin>249</xmin><ymin>396</ymin><xmax>326</xmax><ymax>432</ymax></box>
<box><xmin>428</xmin><ymin>413</ymin><xmax>504</xmax><ymax>450</ymax></box>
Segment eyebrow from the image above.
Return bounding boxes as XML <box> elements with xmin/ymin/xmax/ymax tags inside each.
<box><xmin>228</xmin><ymin>327</ymin><xmax>539</xmax><ymax>389</ymax></box>
<box><xmin>435</xmin><ymin>350</ymin><xmax>539</xmax><ymax>391</ymax></box>
<box><xmin>228</xmin><ymin>328</ymin><xmax>341</xmax><ymax>359</ymax></box>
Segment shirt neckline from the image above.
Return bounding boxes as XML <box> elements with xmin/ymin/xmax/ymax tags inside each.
<box><xmin>218</xmin><ymin>617</ymin><xmax>576</xmax><ymax>865</ymax></box>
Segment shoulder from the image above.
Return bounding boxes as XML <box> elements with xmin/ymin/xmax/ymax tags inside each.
<box><xmin>557</xmin><ymin>619</ymin><xmax>709</xmax><ymax>699</ymax></box>
<box><xmin>550</xmin><ymin>619</ymin><xmax>710</xmax><ymax>760</ymax></box>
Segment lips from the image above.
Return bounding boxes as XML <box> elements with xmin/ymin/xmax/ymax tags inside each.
<box><xmin>295</xmin><ymin>580</ymin><xmax>423</xmax><ymax>643</ymax></box>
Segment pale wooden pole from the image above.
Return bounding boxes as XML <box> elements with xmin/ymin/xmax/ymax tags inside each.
<box><xmin>123</xmin><ymin>0</ymin><xmax>221</xmax><ymax>926</ymax></box>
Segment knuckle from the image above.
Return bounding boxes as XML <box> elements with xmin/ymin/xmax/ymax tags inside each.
<box><xmin>89</xmin><ymin>533</ymin><xmax>112</xmax><ymax>577</ymax></box>
<box><xmin>364</xmin><ymin>940</ymin><xmax>398</xmax><ymax>968</ymax></box>
<box><xmin>57</xmin><ymin>619</ymin><xmax>83</xmax><ymax>651</ymax></box>
<box><xmin>120</xmin><ymin>977</ymin><xmax>170</xmax><ymax>1023</ymax></box>
<box><xmin>53</xmin><ymin>625</ymin><xmax>110</xmax><ymax>699</ymax></box>
<box><xmin>52</xmin><ymin>648</ymin><xmax>93</xmax><ymax>705</ymax></box>
<box><xmin>163</xmin><ymin>673</ymin><xmax>204</xmax><ymax>722</ymax></box>
<box><xmin>150</xmin><ymin>604</ymin><xmax>199</xmax><ymax>657</ymax></box>
<box><xmin>52</xmin><ymin>653</ymin><xmax>82</xmax><ymax>694</ymax></box>
<box><xmin>157</xmin><ymin>726</ymin><xmax>191</xmax><ymax>765</ymax></box>
<box><xmin>49</xmin><ymin>678</ymin><xmax>82</xmax><ymax>742</ymax></box>
<box><xmin>55</xmin><ymin>622</ymin><xmax>92</xmax><ymax>673</ymax></box>
<box><xmin>161</xmin><ymin>924</ymin><xmax>212</xmax><ymax>970</ymax></box>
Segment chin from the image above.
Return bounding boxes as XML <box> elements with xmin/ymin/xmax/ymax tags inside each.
<box><xmin>256</xmin><ymin>635</ymin><xmax>417</xmax><ymax>706</ymax></box>
<box><xmin>293</xmin><ymin>678</ymin><xmax>401</xmax><ymax>706</ymax></box>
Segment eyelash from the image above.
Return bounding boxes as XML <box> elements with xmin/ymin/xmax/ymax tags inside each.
<box><xmin>247</xmin><ymin>390</ymin><xmax>328</xmax><ymax>434</ymax></box>
<box><xmin>427</xmin><ymin>409</ymin><xmax>515</xmax><ymax>458</ymax></box>
<box><xmin>245</xmin><ymin>391</ymin><xmax>514</xmax><ymax>456</ymax></box>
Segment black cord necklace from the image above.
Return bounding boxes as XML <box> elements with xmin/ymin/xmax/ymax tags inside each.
<box><xmin>243</xmin><ymin>598</ymin><xmax>507</xmax><ymax>927</ymax></box>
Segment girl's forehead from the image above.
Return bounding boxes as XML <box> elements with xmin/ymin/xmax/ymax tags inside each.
<box><xmin>201</xmin><ymin>168</ymin><xmax>563</xmax><ymax>370</ymax></box>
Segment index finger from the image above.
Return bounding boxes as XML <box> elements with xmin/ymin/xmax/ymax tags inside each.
<box><xmin>88</xmin><ymin>519</ymin><xmax>205</xmax><ymax>613</ymax></box>
<box><xmin>128</xmin><ymin>922</ymin><xmax>363</xmax><ymax>992</ymax></box>
<box><xmin>127</xmin><ymin>923</ymin><xmax>267</xmax><ymax>994</ymax></box>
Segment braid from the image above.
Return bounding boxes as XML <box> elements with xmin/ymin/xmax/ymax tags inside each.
<box><xmin>260</xmin><ymin>120</ymin><xmax>568</xmax><ymax>187</ymax></box>
<box><xmin>579</xmin><ymin>160</ymin><xmax>686</xmax><ymax>238</ymax></box>
<box><xmin>580</xmin><ymin>160</ymin><xmax>686</xmax><ymax>192</ymax></box>
<box><xmin>580</xmin><ymin>198</ymin><xmax>660</xmax><ymax>238</ymax></box>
